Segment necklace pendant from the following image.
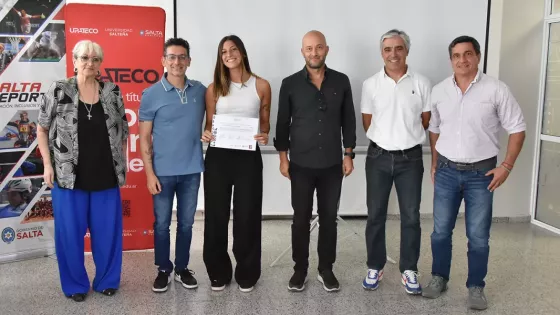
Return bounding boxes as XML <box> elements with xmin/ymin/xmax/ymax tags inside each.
<box><xmin>87</xmin><ymin>113</ymin><xmax>92</xmax><ymax>120</ymax></box>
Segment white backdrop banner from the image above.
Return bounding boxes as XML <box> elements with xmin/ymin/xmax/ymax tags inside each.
<box><xmin>177</xmin><ymin>0</ymin><xmax>489</xmax><ymax>147</ymax></box>
<box><xmin>0</xmin><ymin>0</ymin><xmax>66</xmax><ymax>262</ymax></box>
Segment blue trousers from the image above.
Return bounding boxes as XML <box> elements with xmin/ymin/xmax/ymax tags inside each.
<box><xmin>153</xmin><ymin>173</ymin><xmax>200</xmax><ymax>273</ymax></box>
<box><xmin>52</xmin><ymin>184</ymin><xmax>123</xmax><ymax>296</ymax></box>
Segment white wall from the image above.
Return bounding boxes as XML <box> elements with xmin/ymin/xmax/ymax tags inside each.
<box><xmin>193</xmin><ymin>0</ymin><xmax>540</xmax><ymax>219</ymax></box>
<box><xmin>493</xmin><ymin>0</ymin><xmax>546</xmax><ymax>218</ymax></box>
<box><xmin>177</xmin><ymin>0</ymin><xmax>489</xmax><ymax>147</ymax></box>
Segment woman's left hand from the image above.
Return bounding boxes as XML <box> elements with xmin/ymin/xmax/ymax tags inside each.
<box><xmin>254</xmin><ymin>133</ymin><xmax>269</xmax><ymax>146</ymax></box>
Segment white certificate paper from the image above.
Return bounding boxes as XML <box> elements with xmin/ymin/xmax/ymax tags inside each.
<box><xmin>210</xmin><ymin>114</ymin><xmax>259</xmax><ymax>151</ymax></box>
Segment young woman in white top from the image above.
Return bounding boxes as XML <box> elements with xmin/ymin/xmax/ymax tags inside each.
<box><xmin>201</xmin><ymin>35</ymin><xmax>271</xmax><ymax>293</ymax></box>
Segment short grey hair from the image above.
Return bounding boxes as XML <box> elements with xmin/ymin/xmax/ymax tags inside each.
<box><xmin>72</xmin><ymin>40</ymin><xmax>104</xmax><ymax>61</ymax></box>
<box><xmin>380</xmin><ymin>29</ymin><xmax>411</xmax><ymax>51</ymax></box>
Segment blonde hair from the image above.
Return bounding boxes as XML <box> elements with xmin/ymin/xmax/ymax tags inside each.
<box><xmin>72</xmin><ymin>40</ymin><xmax>104</xmax><ymax>61</ymax></box>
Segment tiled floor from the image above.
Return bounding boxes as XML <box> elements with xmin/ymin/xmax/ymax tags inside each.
<box><xmin>1</xmin><ymin>218</ymin><xmax>559</xmax><ymax>315</ymax></box>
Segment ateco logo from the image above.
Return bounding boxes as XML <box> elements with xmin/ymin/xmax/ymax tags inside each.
<box><xmin>69</xmin><ymin>27</ymin><xmax>99</xmax><ymax>34</ymax></box>
<box><xmin>140</xmin><ymin>30</ymin><xmax>163</xmax><ymax>38</ymax></box>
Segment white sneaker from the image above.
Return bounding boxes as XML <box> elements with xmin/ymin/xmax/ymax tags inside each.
<box><xmin>362</xmin><ymin>269</ymin><xmax>383</xmax><ymax>290</ymax></box>
<box><xmin>239</xmin><ymin>285</ymin><xmax>254</xmax><ymax>293</ymax></box>
<box><xmin>401</xmin><ymin>270</ymin><xmax>422</xmax><ymax>295</ymax></box>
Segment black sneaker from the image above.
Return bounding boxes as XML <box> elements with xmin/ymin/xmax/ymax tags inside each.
<box><xmin>288</xmin><ymin>270</ymin><xmax>307</xmax><ymax>292</ymax></box>
<box><xmin>175</xmin><ymin>269</ymin><xmax>198</xmax><ymax>289</ymax></box>
<box><xmin>152</xmin><ymin>271</ymin><xmax>171</xmax><ymax>293</ymax></box>
<box><xmin>210</xmin><ymin>279</ymin><xmax>228</xmax><ymax>292</ymax></box>
<box><xmin>317</xmin><ymin>269</ymin><xmax>340</xmax><ymax>292</ymax></box>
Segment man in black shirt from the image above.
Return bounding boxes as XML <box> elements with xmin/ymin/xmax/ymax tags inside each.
<box><xmin>274</xmin><ymin>30</ymin><xmax>356</xmax><ymax>292</ymax></box>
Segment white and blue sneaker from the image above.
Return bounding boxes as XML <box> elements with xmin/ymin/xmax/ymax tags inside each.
<box><xmin>362</xmin><ymin>269</ymin><xmax>383</xmax><ymax>290</ymax></box>
<box><xmin>401</xmin><ymin>270</ymin><xmax>422</xmax><ymax>295</ymax></box>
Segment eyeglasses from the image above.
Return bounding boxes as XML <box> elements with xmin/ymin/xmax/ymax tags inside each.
<box><xmin>79</xmin><ymin>55</ymin><xmax>102</xmax><ymax>64</ymax></box>
<box><xmin>164</xmin><ymin>54</ymin><xmax>189</xmax><ymax>62</ymax></box>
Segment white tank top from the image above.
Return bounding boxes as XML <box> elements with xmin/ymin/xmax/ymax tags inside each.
<box><xmin>215</xmin><ymin>75</ymin><xmax>261</xmax><ymax>118</ymax></box>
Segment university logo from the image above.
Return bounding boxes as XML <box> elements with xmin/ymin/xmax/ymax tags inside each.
<box><xmin>1</xmin><ymin>227</ymin><xmax>16</xmax><ymax>244</ymax></box>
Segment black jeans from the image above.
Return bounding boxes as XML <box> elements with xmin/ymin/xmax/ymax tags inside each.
<box><xmin>202</xmin><ymin>146</ymin><xmax>263</xmax><ymax>288</ymax></box>
<box><xmin>289</xmin><ymin>162</ymin><xmax>343</xmax><ymax>273</ymax></box>
<box><xmin>365</xmin><ymin>143</ymin><xmax>423</xmax><ymax>272</ymax></box>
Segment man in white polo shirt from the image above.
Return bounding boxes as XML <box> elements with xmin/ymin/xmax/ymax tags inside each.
<box><xmin>360</xmin><ymin>29</ymin><xmax>431</xmax><ymax>295</ymax></box>
<box><xmin>422</xmin><ymin>36</ymin><xmax>525</xmax><ymax>311</ymax></box>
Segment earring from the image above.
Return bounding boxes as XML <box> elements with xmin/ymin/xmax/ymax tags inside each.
<box><xmin>97</xmin><ymin>70</ymin><xmax>101</xmax><ymax>77</ymax></box>
<box><xmin>73</xmin><ymin>67</ymin><xmax>77</xmax><ymax>73</ymax></box>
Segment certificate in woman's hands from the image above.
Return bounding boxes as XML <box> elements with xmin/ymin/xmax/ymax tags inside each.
<box><xmin>210</xmin><ymin>114</ymin><xmax>259</xmax><ymax>151</ymax></box>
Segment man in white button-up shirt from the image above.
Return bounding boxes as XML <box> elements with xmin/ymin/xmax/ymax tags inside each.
<box><xmin>423</xmin><ymin>36</ymin><xmax>526</xmax><ymax>311</ymax></box>
<box><xmin>360</xmin><ymin>29</ymin><xmax>431</xmax><ymax>295</ymax></box>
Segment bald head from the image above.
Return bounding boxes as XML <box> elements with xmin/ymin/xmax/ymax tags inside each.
<box><xmin>302</xmin><ymin>30</ymin><xmax>327</xmax><ymax>48</ymax></box>
<box><xmin>301</xmin><ymin>30</ymin><xmax>329</xmax><ymax>69</ymax></box>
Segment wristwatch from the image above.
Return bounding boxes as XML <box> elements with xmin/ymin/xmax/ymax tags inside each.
<box><xmin>344</xmin><ymin>151</ymin><xmax>355</xmax><ymax>159</ymax></box>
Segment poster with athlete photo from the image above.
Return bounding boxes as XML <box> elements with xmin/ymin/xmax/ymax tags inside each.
<box><xmin>0</xmin><ymin>177</ymin><xmax>42</xmax><ymax>220</ymax></box>
<box><xmin>0</xmin><ymin>151</ymin><xmax>25</xmax><ymax>183</ymax></box>
<box><xmin>0</xmin><ymin>35</ymin><xmax>24</xmax><ymax>75</ymax></box>
<box><xmin>11</xmin><ymin>146</ymin><xmax>43</xmax><ymax>178</ymax></box>
<box><xmin>21</xmin><ymin>193</ymin><xmax>52</xmax><ymax>223</ymax></box>
<box><xmin>0</xmin><ymin>0</ymin><xmax>62</xmax><ymax>36</ymax></box>
<box><xmin>0</xmin><ymin>110</ymin><xmax>38</xmax><ymax>150</ymax></box>
<box><xmin>19</xmin><ymin>22</ymin><xmax>65</xmax><ymax>62</ymax></box>
<box><xmin>0</xmin><ymin>0</ymin><xmax>63</xmax><ymax>262</ymax></box>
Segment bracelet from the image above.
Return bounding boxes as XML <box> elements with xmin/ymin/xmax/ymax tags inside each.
<box><xmin>500</xmin><ymin>164</ymin><xmax>511</xmax><ymax>173</ymax></box>
<box><xmin>502</xmin><ymin>161</ymin><xmax>514</xmax><ymax>169</ymax></box>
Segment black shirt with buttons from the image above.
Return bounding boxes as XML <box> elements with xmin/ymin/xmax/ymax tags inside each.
<box><xmin>274</xmin><ymin>66</ymin><xmax>356</xmax><ymax>169</ymax></box>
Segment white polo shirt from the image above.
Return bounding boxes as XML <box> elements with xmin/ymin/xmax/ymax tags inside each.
<box><xmin>360</xmin><ymin>68</ymin><xmax>432</xmax><ymax>150</ymax></box>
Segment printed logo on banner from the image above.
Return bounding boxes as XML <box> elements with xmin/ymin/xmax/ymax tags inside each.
<box><xmin>68</xmin><ymin>27</ymin><xmax>98</xmax><ymax>34</ymax></box>
<box><xmin>16</xmin><ymin>226</ymin><xmax>44</xmax><ymax>239</ymax></box>
<box><xmin>105</xmin><ymin>28</ymin><xmax>133</xmax><ymax>37</ymax></box>
<box><xmin>2</xmin><ymin>227</ymin><xmax>16</xmax><ymax>244</ymax></box>
<box><xmin>123</xmin><ymin>229</ymin><xmax>136</xmax><ymax>237</ymax></box>
<box><xmin>100</xmin><ymin>68</ymin><xmax>160</xmax><ymax>84</ymax></box>
<box><xmin>0</xmin><ymin>82</ymin><xmax>44</xmax><ymax>107</ymax></box>
<box><xmin>139</xmin><ymin>30</ymin><xmax>163</xmax><ymax>38</ymax></box>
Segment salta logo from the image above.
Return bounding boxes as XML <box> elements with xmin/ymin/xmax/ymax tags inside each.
<box><xmin>140</xmin><ymin>30</ymin><xmax>163</xmax><ymax>38</ymax></box>
<box><xmin>1</xmin><ymin>227</ymin><xmax>15</xmax><ymax>244</ymax></box>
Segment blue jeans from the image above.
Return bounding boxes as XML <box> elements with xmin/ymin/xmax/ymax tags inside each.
<box><xmin>153</xmin><ymin>173</ymin><xmax>201</xmax><ymax>273</ymax></box>
<box><xmin>431</xmin><ymin>157</ymin><xmax>494</xmax><ymax>288</ymax></box>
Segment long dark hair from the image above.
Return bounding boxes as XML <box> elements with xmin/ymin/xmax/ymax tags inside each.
<box><xmin>213</xmin><ymin>35</ymin><xmax>253</xmax><ymax>100</ymax></box>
